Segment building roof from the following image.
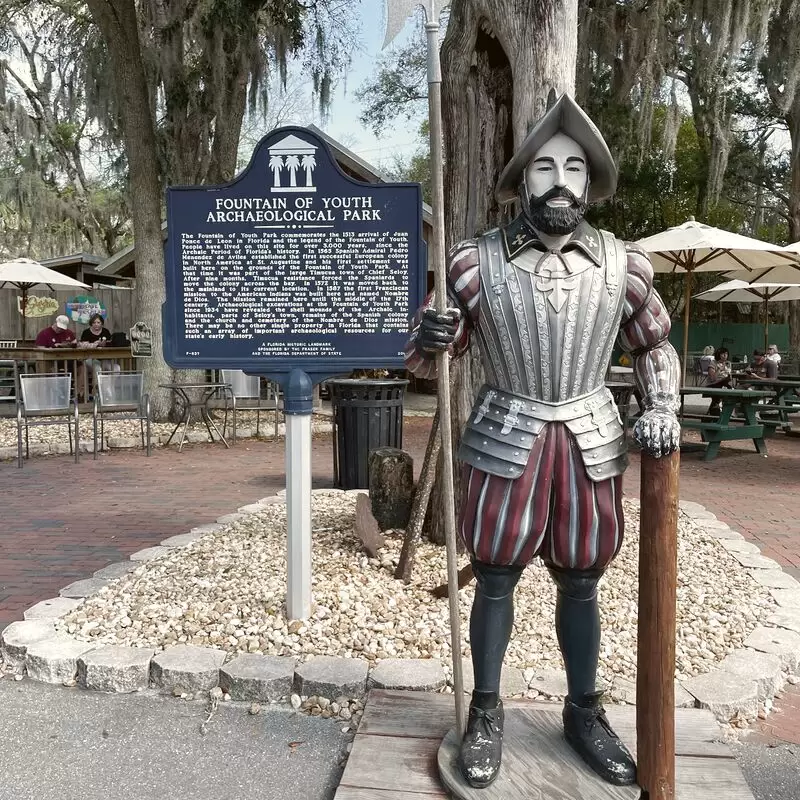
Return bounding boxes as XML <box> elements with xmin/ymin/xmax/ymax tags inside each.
<box><xmin>41</xmin><ymin>252</ymin><xmax>103</xmax><ymax>269</ymax></box>
<box><xmin>97</xmin><ymin>128</ymin><xmax>433</xmax><ymax>276</ymax></box>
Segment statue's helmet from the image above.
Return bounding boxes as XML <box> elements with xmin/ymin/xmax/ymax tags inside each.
<box><xmin>495</xmin><ymin>93</ymin><xmax>617</xmax><ymax>206</ymax></box>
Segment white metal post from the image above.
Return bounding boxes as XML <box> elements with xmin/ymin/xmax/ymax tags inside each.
<box><xmin>285</xmin><ymin>411</ymin><xmax>312</xmax><ymax>620</ymax></box>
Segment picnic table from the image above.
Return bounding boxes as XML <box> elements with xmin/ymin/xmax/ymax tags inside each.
<box><xmin>679</xmin><ymin>387</ymin><xmax>774</xmax><ymax>461</ymax></box>
<box><xmin>735</xmin><ymin>377</ymin><xmax>800</xmax><ymax>432</ymax></box>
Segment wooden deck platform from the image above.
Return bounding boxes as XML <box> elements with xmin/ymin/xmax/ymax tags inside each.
<box><xmin>335</xmin><ymin>690</ymin><xmax>755</xmax><ymax>800</ymax></box>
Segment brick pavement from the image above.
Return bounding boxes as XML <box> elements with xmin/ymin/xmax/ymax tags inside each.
<box><xmin>2</xmin><ymin>417</ymin><xmax>800</xmax><ymax>741</ymax></box>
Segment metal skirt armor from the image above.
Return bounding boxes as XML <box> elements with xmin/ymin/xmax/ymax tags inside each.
<box><xmin>458</xmin><ymin>422</ymin><xmax>624</xmax><ymax>570</ymax></box>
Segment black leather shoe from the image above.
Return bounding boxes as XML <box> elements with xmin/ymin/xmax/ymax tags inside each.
<box><xmin>459</xmin><ymin>700</ymin><xmax>505</xmax><ymax>788</ymax></box>
<box><xmin>563</xmin><ymin>692</ymin><xmax>637</xmax><ymax>786</ymax></box>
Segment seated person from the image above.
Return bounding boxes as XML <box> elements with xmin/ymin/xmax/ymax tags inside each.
<box><xmin>698</xmin><ymin>345</ymin><xmax>715</xmax><ymax>382</ymax></box>
<box><xmin>747</xmin><ymin>350</ymin><xmax>779</xmax><ymax>380</ymax></box>
<box><xmin>706</xmin><ymin>346</ymin><xmax>732</xmax><ymax>416</ymax></box>
<box><xmin>766</xmin><ymin>344</ymin><xmax>782</xmax><ymax>365</ymax></box>
<box><xmin>34</xmin><ymin>315</ymin><xmax>76</xmax><ymax>374</ymax></box>
<box><xmin>78</xmin><ymin>313</ymin><xmax>121</xmax><ymax>400</ymax></box>
<box><xmin>79</xmin><ymin>314</ymin><xmax>121</xmax><ymax>374</ymax></box>
<box><xmin>35</xmin><ymin>315</ymin><xmax>76</xmax><ymax>349</ymax></box>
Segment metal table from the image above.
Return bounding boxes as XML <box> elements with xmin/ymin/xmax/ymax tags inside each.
<box><xmin>160</xmin><ymin>382</ymin><xmax>232</xmax><ymax>451</ymax></box>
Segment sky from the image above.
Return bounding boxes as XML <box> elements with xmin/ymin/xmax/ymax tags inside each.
<box><xmin>290</xmin><ymin>0</ymin><xmax>428</xmax><ymax>172</ymax></box>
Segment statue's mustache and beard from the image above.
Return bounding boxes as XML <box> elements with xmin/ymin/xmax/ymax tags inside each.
<box><xmin>520</xmin><ymin>185</ymin><xmax>588</xmax><ymax>235</ymax></box>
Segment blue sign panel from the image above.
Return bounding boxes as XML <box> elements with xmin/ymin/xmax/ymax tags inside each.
<box><xmin>162</xmin><ymin>126</ymin><xmax>426</xmax><ymax>375</ymax></box>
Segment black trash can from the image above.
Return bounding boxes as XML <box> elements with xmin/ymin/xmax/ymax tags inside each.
<box><xmin>328</xmin><ymin>378</ymin><xmax>409</xmax><ymax>489</ymax></box>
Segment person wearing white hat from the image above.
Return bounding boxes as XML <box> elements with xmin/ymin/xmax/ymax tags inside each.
<box><xmin>405</xmin><ymin>93</ymin><xmax>681</xmax><ymax>788</ymax></box>
<box><xmin>35</xmin><ymin>315</ymin><xmax>76</xmax><ymax>349</ymax></box>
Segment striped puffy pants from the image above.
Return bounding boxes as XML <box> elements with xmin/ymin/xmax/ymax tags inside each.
<box><xmin>458</xmin><ymin>422</ymin><xmax>624</xmax><ymax>570</ymax></box>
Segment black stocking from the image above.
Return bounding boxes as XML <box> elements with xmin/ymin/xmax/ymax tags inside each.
<box><xmin>469</xmin><ymin>561</ymin><xmax>524</xmax><ymax>709</ymax></box>
<box><xmin>548</xmin><ymin>566</ymin><xmax>603</xmax><ymax>703</ymax></box>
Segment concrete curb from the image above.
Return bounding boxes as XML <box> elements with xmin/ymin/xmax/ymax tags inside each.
<box><xmin>3</xmin><ymin>493</ymin><xmax>799</xmax><ymax>735</ymax></box>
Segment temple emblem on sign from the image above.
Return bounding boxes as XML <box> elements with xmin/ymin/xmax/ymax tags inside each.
<box><xmin>268</xmin><ymin>134</ymin><xmax>318</xmax><ymax>193</ymax></box>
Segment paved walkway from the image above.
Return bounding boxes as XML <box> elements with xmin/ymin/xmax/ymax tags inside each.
<box><xmin>3</xmin><ymin>414</ymin><xmax>800</xmax><ymax>748</ymax></box>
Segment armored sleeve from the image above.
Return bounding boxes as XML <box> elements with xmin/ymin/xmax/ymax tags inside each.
<box><xmin>618</xmin><ymin>243</ymin><xmax>680</xmax><ymax>408</ymax></box>
<box><xmin>403</xmin><ymin>240</ymin><xmax>480</xmax><ymax>379</ymax></box>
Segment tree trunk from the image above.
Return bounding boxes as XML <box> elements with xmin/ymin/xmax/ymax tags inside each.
<box><xmin>86</xmin><ymin>0</ymin><xmax>172</xmax><ymax>419</ymax></box>
<box><xmin>427</xmin><ymin>0</ymin><xmax>578</xmax><ymax>545</ymax></box>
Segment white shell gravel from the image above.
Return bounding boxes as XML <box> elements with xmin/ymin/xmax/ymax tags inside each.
<box><xmin>0</xmin><ymin>410</ymin><xmax>329</xmax><ymax>451</ymax></box>
<box><xmin>56</xmin><ymin>492</ymin><xmax>774</xmax><ymax>687</ymax></box>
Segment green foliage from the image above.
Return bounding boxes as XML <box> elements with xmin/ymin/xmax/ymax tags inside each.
<box><xmin>356</xmin><ymin>38</ymin><xmax>427</xmax><ymax>135</ymax></box>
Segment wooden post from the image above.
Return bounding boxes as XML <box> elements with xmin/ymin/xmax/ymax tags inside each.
<box><xmin>636</xmin><ymin>451</ymin><xmax>680</xmax><ymax>800</ymax></box>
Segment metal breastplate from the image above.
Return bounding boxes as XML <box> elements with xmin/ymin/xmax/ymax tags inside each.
<box><xmin>474</xmin><ymin>228</ymin><xmax>627</xmax><ymax>402</ymax></box>
<box><xmin>459</xmin><ymin>228</ymin><xmax>629</xmax><ymax>482</ymax></box>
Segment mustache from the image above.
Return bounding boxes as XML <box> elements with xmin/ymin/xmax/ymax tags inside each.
<box><xmin>530</xmin><ymin>186</ymin><xmax>584</xmax><ymax>207</ymax></box>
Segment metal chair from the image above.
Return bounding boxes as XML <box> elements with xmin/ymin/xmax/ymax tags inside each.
<box><xmin>16</xmin><ymin>373</ymin><xmax>79</xmax><ymax>468</ymax></box>
<box><xmin>93</xmin><ymin>371</ymin><xmax>151</xmax><ymax>457</ymax></box>
<box><xmin>219</xmin><ymin>369</ymin><xmax>281</xmax><ymax>442</ymax></box>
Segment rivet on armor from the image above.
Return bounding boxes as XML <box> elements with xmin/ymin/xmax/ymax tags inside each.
<box><xmin>477</xmin><ymin>456</ymin><xmax>481</xmax><ymax>461</ymax></box>
<box><xmin>489</xmin><ymin>426</ymin><xmax>493</xmax><ymax>431</ymax></box>
<box><xmin>526</xmin><ymin>421</ymin><xmax>532</xmax><ymax>427</ymax></box>
<box><xmin>483</xmin><ymin>440</ymin><xmax>488</xmax><ymax>446</ymax></box>
<box><xmin>508</xmin><ymin>467</ymin><xmax>514</xmax><ymax>473</ymax></box>
<box><xmin>514</xmin><ymin>451</ymin><xmax>520</xmax><ymax>456</ymax></box>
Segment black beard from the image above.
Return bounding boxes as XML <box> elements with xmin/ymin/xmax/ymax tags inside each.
<box><xmin>523</xmin><ymin>186</ymin><xmax>588</xmax><ymax>235</ymax></box>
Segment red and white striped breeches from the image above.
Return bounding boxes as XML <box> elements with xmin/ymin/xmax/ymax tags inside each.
<box><xmin>458</xmin><ymin>422</ymin><xmax>624</xmax><ymax>570</ymax></box>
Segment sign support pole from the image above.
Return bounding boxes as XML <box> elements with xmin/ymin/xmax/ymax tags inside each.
<box><xmin>283</xmin><ymin>368</ymin><xmax>314</xmax><ymax>620</ymax></box>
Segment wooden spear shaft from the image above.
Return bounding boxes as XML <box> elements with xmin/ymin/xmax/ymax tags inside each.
<box><xmin>425</xmin><ymin>8</ymin><xmax>465</xmax><ymax>736</ymax></box>
<box><xmin>636</xmin><ymin>451</ymin><xmax>680</xmax><ymax>800</ymax></box>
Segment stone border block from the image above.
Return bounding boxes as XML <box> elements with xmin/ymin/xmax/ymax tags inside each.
<box><xmin>59</xmin><ymin>578</ymin><xmax>108</xmax><ymax>599</ymax></box>
<box><xmin>750</xmin><ymin>570</ymin><xmax>800</xmax><ymax>590</ymax></box>
<box><xmin>159</xmin><ymin>532</ymin><xmax>204</xmax><ymax>548</ymax></box>
<box><xmin>150</xmin><ymin>645</ymin><xmax>227</xmax><ymax>693</ymax></box>
<box><xmin>216</xmin><ymin>512</ymin><xmax>246</xmax><ymax>525</ymax></box>
<box><xmin>24</xmin><ymin>597</ymin><xmax>82</xmax><ymax>620</ymax></box>
<box><xmin>294</xmin><ymin>656</ymin><xmax>368</xmax><ymax>700</ymax></box>
<box><xmin>766</xmin><ymin>609</ymin><xmax>800</xmax><ymax>635</ymax></box>
<box><xmin>25</xmin><ymin>635</ymin><xmax>96</xmax><ymax>684</ymax></box>
<box><xmin>705</xmin><ymin>528</ymin><xmax>745</xmax><ymax>541</ymax></box>
<box><xmin>237</xmin><ymin>503</ymin><xmax>266</xmax><ymax>514</ymax></box>
<box><xmin>93</xmin><ymin>562</ymin><xmax>138</xmax><ymax>580</ymax></box>
<box><xmin>770</xmin><ymin>589</ymin><xmax>800</xmax><ymax>609</ymax></box>
<box><xmin>682</xmin><ymin>670</ymin><xmax>759</xmax><ymax>722</ymax></box>
<box><xmin>78</xmin><ymin>646</ymin><xmax>155</xmax><ymax>693</ymax></box>
<box><xmin>719</xmin><ymin>539</ymin><xmax>761</xmax><ymax>555</ymax></box>
<box><xmin>189</xmin><ymin>523</ymin><xmax>223</xmax><ymax>535</ymax></box>
<box><xmin>108</xmin><ymin>436</ymin><xmax>139</xmax><ymax>449</ymax></box>
<box><xmin>732</xmin><ymin>553</ymin><xmax>784</xmax><ymax>570</ymax></box>
<box><xmin>369</xmin><ymin>659</ymin><xmax>446</xmax><ymax>692</ymax></box>
<box><xmin>744</xmin><ymin>626</ymin><xmax>800</xmax><ymax>672</ymax></box>
<box><xmin>258</xmin><ymin>496</ymin><xmax>285</xmax><ymax>506</ymax></box>
<box><xmin>1</xmin><ymin>620</ymin><xmax>56</xmax><ymax>669</ymax></box>
<box><xmin>219</xmin><ymin>654</ymin><xmax>297</xmax><ymax>702</ymax></box>
<box><xmin>528</xmin><ymin>669</ymin><xmax>569</xmax><ymax>698</ymax></box>
<box><xmin>129</xmin><ymin>546</ymin><xmax>172</xmax><ymax>562</ymax></box>
<box><xmin>717</xmin><ymin>649</ymin><xmax>784</xmax><ymax>702</ymax></box>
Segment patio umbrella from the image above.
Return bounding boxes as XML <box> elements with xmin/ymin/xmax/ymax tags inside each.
<box><xmin>0</xmin><ymin>258</ymin><xmax>89</xmax><ymax>341</ymax></box>
<box><xmin>636</xmin><ymin>218</ymin><xmax>791</xmax><ymax>380</ymax></box>
<box><xmin>693</xmin><ymin>279</ymin><xmax>800</xmax><ymax>350</ymax></box>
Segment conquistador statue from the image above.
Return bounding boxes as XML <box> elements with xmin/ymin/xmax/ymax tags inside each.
<box><xmin>404</xmin><ymin>94</ymin><xmax>681</xmax><ymax>788</ymax></box>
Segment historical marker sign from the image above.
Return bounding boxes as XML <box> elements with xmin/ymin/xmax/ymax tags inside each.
<box><xmin>162</xmin><ymin>126</ymin><xmax>426</xmax><ymax>375</ymax></box>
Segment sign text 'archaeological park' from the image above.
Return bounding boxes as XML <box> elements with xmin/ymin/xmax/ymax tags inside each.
<box><xmin>163</xmin><ymin>126</ymin><xmax>426</xmax><ymax>376</ymax></box>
